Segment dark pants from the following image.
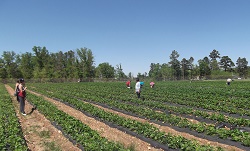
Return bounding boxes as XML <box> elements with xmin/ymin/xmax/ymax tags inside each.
<box><xmin>16</xmin><ymin>95</ymin><xmax>19</xmax><ymax>102</ymax></box>
<box><xmin>18</xmin><ymin>96</ymin><xmax>25</xmax><ymax>113</ymax></box>
<box><xmin>227</xmin><ymin>82</ymin><xmax>230</xmax><ymax>85</ymax></box>
<box><xmin>136</xmin><ymin>92</ymin><xmax>140</xmax><ymax>98</ymax></box>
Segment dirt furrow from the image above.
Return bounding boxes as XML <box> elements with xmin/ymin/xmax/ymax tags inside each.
<box><xmin>5</xmin><ymin>85</ymin><xmax>81</xmax><ymax>151</ymax></box>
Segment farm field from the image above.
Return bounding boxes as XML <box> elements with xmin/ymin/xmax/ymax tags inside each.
<box><xmin>1</xmin><ymin>80</ymin><xmax>250</xmax><ymax>151</ymax></box>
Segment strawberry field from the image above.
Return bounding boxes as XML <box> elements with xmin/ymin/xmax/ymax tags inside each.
<box><xmin>1</xmin><ymin>80</ymin><xmax>250</xmax><ymax>151</ymax></box>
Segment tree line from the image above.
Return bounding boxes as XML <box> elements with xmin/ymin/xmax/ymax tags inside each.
<box><xmin>0</xmin><ymin>46</ymin><xmax>248</xmax><ymax>81</ymax></box>
<box><xmin>0</xmin><ymin>46</ymin><xmax>127</xmax><ymax>81</ymax></box>
<box><xmin>148</xmin><ymin>49</ymin><xmax>248</xmax><ymax>80</ymax></box>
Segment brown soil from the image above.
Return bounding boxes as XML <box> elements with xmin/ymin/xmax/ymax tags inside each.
<box><xmin>5</xmin><ymin>85</ymin><xmax>81</xmax><ymax>151</ymax></box>
<box><xmin>5</xmin><ymin>84</ymin><xmax>243</xmax><ymax>151</ymax></box>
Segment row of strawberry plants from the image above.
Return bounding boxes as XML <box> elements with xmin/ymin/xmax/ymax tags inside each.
<box><xmin>134</xmin><ymin>90</ymin><xmax>249</xmax><ymax>118</ymax></box>
<box><xmin>150</xmin><ymin>81</ymin><xmax>250</xmax><ymax>112</ymax></box>
<box><xmin>0</xmin><ymin>84</ymin><xmax>28</xmax><ymax>151</ymax></box>
<box><xmin>30</xmin><ymin>89</ymin><xmax>221</xmax><ymax>151</ymax></box>
<box><xmin>80</xmin><ymin>84</ymin><xmax>250</xmax><ymax>127</ymax></box>
<box><xmin>30</xmin><ymin>83</ymin><xmax>250</xmax><ymax>148</ymax></box>
<box><xmin>36</xmin><ymin>82</ymin><xmax>250</xmax><ymax>128</ymax></box>
<box><xmin>65</xmin><ymin>89</ymin><xmax>250</xmax><ymax>146</ymax></box>
<box><xmin>143</xmin><ymin>89</ymin><xmax>250</xmax><ymax>116</ymax></box>
<box><xmin>24</xmin><ymin>91</ymin><xmax>131</xmax><ymax>151</ymax></box>
<box><xmin>79</xmin><ymin>95</ymin><xmax>250</xmax><ymax>147</ymax></box>
<box><xmin>27</xmin><ymin>82</ymin><xmax>250</xmax><ymax>127</ymax></box>
<box><xmin>114</xmin><ymin>82</ymin><xmax>248</xmax><ymax>122</ymax></box>
<box><xmin>186</xmin><ymin>81</ymin><xmax>250</xmax><ymax>98</ymax></box>
<box><xmin>105</xmin><ymin>95</ymin><xmax>250</xmax><ymax>127</ymax></box>
<box><xmin>112</xmin><ymin>81</ymin><xmax>249</xmax><ymax>116</ymax></box>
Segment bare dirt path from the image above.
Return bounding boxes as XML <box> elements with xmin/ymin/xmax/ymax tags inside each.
<box><xmin>5</xmin><ymin>85</ymin><xmax>81</xmax><ymax>151</ymax></box>
<box><xmin>27</xmin><ymin>90</ymin><xmax>162</xmax><ymax>151</ymax></box>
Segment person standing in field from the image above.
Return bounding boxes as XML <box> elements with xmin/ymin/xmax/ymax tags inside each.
<box><xmin>14</xmin><ymin>79</ymin><xmax>20</xmax><ymax>102</ymax></box>
<box><xmin>135</xmin><ymin>78</ymin><xmax>141</xmax><ymax>98</ymax></box>
<box><xmin>18</xmin><ymin>78</ymin><xmax>27</xmax><ymax>115</ymax></box>
<box><xmin>227</xmin><ymin>78</ymin><xmax>232</xmax><ymax>85</ymax></box>
<box><xmin>126</xmin><ymin>80</ymin><xmax>131</xmax><ymax>88</ymax></box>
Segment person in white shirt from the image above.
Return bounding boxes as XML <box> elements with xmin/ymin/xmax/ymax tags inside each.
<box><xmin>135</xmin><ymin>78</ymin><xmax>141</xmax><ymax>98</ymax></box>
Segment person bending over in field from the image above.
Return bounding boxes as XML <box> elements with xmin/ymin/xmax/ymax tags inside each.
<box><xmin>227</xmin><ymin>78</ymin><xmax>232</xmax><ymax>85</ymax></box>
<box><xmin>18</xmin><ymin>78</ymin><xmax>27</xmax><ymax>116</ymax></box>
<box><xmin>135</xmin><ymin>78</ymin><xmax>141</xmax><ymax>98</ymax></box>
<box><xmin>126</xmin><ymin>80</ymin><xmax>131</xmax><ymax>89</ymax></box>
<box><xmin>150</xmin><ymin>81</ymin><xmax>155</xmax><ymax>88</ymax></box>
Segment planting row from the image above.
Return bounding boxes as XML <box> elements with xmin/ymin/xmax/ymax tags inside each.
<box><xmin>0</xmin><ymin>84</ymin><xmax>28</xmax><ymax>150</ymax></box>
<box><xmin>33</xmin><ymin>84</ymin><xmax>250</xmax><ymax>147</ymax></box>
<box><xmin>27</xmin><ymin>89</ymin><xmax>221</xmax><ymax>150</ymax></box>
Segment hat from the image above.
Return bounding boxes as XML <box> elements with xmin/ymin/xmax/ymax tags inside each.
<box><xmin>19</xmin><ymin>78</ymin><xmax>24</xmax><ymax>82</ymax></box>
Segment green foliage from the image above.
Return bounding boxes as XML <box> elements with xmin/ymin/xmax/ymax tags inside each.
<box><xmin>25</xmin><ymin>92</ymin><xmax>128</xmax><ymax>150</ymax></box>
<box><xmin>0</xmin><ymin>84</ymin><xmax>28</xmax><ymax>150</ymax></box>
<box><xmin>28</xmin><ymin>81</ymin><xmax>250</xmax><ymax>150</ymax></box>
<box><xmin>169</xmin><ymin>50</ymin><xmax>181</xmax><ymax>79</ymax></box>
<box><xmin>95</xmin><ymin>62</ymin><xmax>115</xmax><ymax>78</ymax></box>
<box><xmin>198</xmin><ymin>57</ymin><xmax>211</xmax><ymax>77</ymax></box>
<box><xmin>0</xmin><ymin>47</ymin><xmax>248</xmax><ymax>80</ymax></box>
<box><xmin>236</xmin><ymin>57</ymin><xmax>248</xmax><ymax>78</ymax></box>
<box><xmin>77</xmin><ymin>47</ymin><xmax>95</xmax><ymax>78</ymax></box>
<box><xmin>219</xmin><ymin>56</ymin><xmax>235</xmax><ymax>72</ymax></box>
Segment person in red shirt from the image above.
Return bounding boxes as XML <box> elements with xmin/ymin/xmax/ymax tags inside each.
<box><xmin>18</xmin><ymin>78</ymin><xmax>27</xmax><ymax>115</ymax></box>
<box><xmin>126</xmin><ymin>80</ymin><xmax>131</xmax><ymax>88</ymax></box>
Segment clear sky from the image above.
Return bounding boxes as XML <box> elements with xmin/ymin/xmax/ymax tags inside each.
<box><xmin>0</xmin><ymin>0</ymin><xmax>250</xmax><ymax>76</ymax></box>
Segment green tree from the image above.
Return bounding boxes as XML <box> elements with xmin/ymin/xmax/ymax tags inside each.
<box><xmin>209</xmin><ymin>49</ymin><xmax>220</xmax><ymax>60</ymax></box>
<box><xmin>203</xmin><ymin>56</ymin><xmax>210</xmax><ymax>64</ymax></box>
<box><xmin>219</xmin><ymin>56</ymin><xmax>235</xmax><ymax>72</ymax></box>
<box><xmin>192</xmin><ymin>64</ymin><xmax>200</xmax><ymax>79</ymax></box>
<box><xmin>181</xmin><ymin>58</ymin><xmax>189</xmax><ymax>80</ymax></box>
<box><xmin>189</xmin><ymin>57</ymin><xmax>194</xmax><ymax>79</ymax></box>
<box><xmin>209</xmin><ymin>49</ymin><xmax>220</xmax><ymax>70</ymax></box>
<box><xmin>43</xmin><ymin>54</ymin><xmax>55</xmax><ymax>78</ymax></box>
<box><xmin>149</xmin><ymin>63</ymin><xmax>161</xmax><ymax>80</ymax></box>
<box><xmin>76</xmin><ymin>59</ymin><xmax>83</xmax><ymax>79</ymax></box>
<box><xmin>50</xmin><ymin>51</ymin><xmax>67</xmax><ymax>78</ymax></box>
<box><xmin>198</xmin><ymin>57</ymin><xmax>211</xmax><ymax>78</ymax></box>
<box><xmin>210</xmin><ymin>60</ymin><xmax>220</xmax><ymax>70</ymax></box>
<box><xmin>32</xmin><ymin>46</ymin><xmax>49</xmax><ymax>69</ymax></box>
<box><xmin>95</xmin><ymin>62</ymin><xmax>115</xmax><ymax>78</ymax></box>
<box><xmin>2</xmin><ymin>51</ymin><xmax>19</xmax><ymax>78</ymax></box>
<box><xmin>236</xmin><ymin>57</ymin><xmax>248</xmax><ymax>78</ymax></box>
<box><xmin>128</xmin><ymin>72</ymin><xmax>133</xmax><ymax>79</ymax></box>
<box><xmin>160</xmin><ymin>63</ymin><xmax>172</xmax><ymax>81</ymax></box>
<box><xmin>115</xmin><ymin>63</ymin><xmax>126</xmax><ymax>79</ymax></box>
<box><xmin>168</xmin><ymin>50</ymin><xmax>181</xmax><ymax>80</ymax></box>
<box><xmin>19</xmin><ymin>52</ymin><xmax>34</xmax><ymax>79</ymax></box>
<box><xmin>0</xmin><ymin>57</ymin><xmax>7</xmax><ymax>79</ymax></box>
<box><xmin>32</xmin><ymin>46</ymin><xmax>50</xmax><ymax>78</ymax></box>
<box><xmin>137</xmin><ymin>72</ymin><xmax>146</xmax><ymax>79</ymax></box>
<box><xmin>65</xmin><ymin>50</ymin><xmax>78</xmax><ymax>78</ymax></box>
<box><xmin>77</xmin><ymin>47</ymin><xmax>95</xmax><ymax>78</ymax></box>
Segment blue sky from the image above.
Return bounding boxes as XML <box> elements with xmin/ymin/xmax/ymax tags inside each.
<box><xmin>0</xmin><ymin>0</ymin><xmax>250</xmax><ymax>76</ymax></box>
